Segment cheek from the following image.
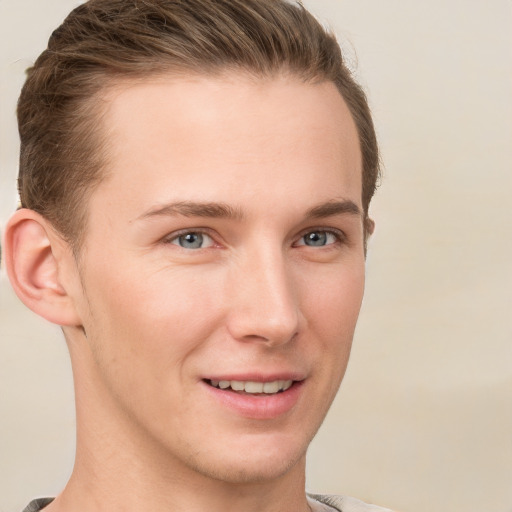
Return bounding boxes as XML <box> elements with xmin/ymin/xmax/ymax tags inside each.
<box><xmin>80</xmin><ymin>261</ymin><xmax>225</xmax><ymax>370</ymax></box>
<box><xmin>303</xmin><ymin>263</ymin><xmax>365</xmax><ymax>337</ymax></box>
<box><xmin>299</xmin><ymin>262</ymin><xmax>364</xmax><ymax>396</ymax></box>
<box><xmin>293</xmin><ymin>264</ymin><xmax>365</xmax><ymax>422</ymax></box>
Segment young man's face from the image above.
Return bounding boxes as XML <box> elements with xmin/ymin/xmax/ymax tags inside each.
<box><xmin>68</xmin><ymin>73</ymin><xmax>365</xmax><ymax>484</ymax></box>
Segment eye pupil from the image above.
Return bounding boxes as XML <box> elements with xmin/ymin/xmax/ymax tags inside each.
<box><xmin>304</xmin><ymin>231</ymin><xmax>327</xmax><ymax>246</ymax></box>
<box><xmin>179</xmin><ymin>232</ymin><xmax>203</xmax><ymax>249</ymax></box>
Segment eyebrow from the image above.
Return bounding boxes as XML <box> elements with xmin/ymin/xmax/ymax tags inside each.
<box><xmin>138</xmin><ymin>201</ymin><xmax>245</xmax><ymax>221</ymax></box>
<box><xmin>305</xmin><ymin>200</ymin><xmax>363</xmax><ymax>219</ymax></box>
<box><xmin>138</xmin><ymin>199</ymin><xmax>362</xmax><ymax>222</ymax></box>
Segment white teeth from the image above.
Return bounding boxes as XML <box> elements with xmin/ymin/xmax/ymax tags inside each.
<box><xmin>230</xmin><ymin>381</ymin><xmax>245</xmax><ymax>391</ymax></box>
<box><xmin>245</xmin><ymin>381</ymin><xmax>264</xmax><ymax>393</ymax></box>
<box><xmin>282</xmin><ymin>380</ymin><xmax>293</xmax><ymax>391</ymax></box>
<box><xmin>209</xmin><ymin>379</ymin><xmax>294</xmax><ymax>394</ymax></box>
<box><xmin>263</xmin><ymin>381</ymin><xmax>279</xmax><ymax>393</ymax></box>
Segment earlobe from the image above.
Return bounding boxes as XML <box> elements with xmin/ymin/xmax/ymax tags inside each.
<box><xmin>3</xmin><ymin>209</ymin><xmax>82</xmax><ymax>326</ymax></box>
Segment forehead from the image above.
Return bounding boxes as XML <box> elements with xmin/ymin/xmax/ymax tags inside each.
<box><xmin>92</xmin><ymin>73</ymin><xmax>362</xmax><ymax>221</ymax></box>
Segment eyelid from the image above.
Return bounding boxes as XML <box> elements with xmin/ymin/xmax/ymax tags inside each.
<box><xmin>158</xmin><ymin>226</ymin><xmax>347</xmax><ymax>248</ymax></box>
<box><xmin>293</xmin><ymin>227</ymin><xmax>347</xmax><ymax>247</ymax></box>
<box><xmin>161</xmin><ymin>227</ymin><xmax>219</xmax><ymax>247</ymax></box>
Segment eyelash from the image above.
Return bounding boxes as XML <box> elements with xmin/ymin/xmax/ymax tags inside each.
<box><xmin>162</xmin><ymin>227</ymin><xmax>347</xmax><ymax>250</ymax></box>
<box><xmin>162</xmin><ymin>228</ymin><xmax>217</xmax><ymax>249</ymax></box>
<box><xmin>294</xmin><ymin>228</ymin><xmax>346</xmax><ymax>248</ymax></box>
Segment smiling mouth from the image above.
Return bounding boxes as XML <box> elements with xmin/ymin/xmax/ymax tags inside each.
<box><xmin>205</xmin><ymin>379</ymin><xmax>294</xmax><ymax>395</ymax></box>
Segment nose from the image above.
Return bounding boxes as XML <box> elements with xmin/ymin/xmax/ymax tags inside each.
<box><xmin>226</xmin><ymin>248</ymin><xmax>302</xmax><ymax>347</ymax></box>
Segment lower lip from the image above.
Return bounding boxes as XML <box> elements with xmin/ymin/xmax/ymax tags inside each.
<box><xmin>202</xmin><ymin>380</ymin><xmax>304</xmax><ymax>420</ymax></box>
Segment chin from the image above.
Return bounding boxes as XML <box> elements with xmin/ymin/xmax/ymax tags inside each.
<box><xmin>193</xmin><ymin>452</ymin><xmax>304</xmax><ymax>485</ymax></box>
<box><xmin>180</xmin><ymin>431</ymin><xmax>311</xmax><ymax>485</ymax></box>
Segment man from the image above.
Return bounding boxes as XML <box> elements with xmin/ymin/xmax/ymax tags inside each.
<box><xmin>4</xmin><ymin>1</ymin><xmax>390</xmax><ymax>511</ymax></box>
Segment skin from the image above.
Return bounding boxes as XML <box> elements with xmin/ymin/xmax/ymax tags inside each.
<box><xmin>5</xmin><ymin>73</ymin><xmax>367</xmax><ymax>512</ymax></box>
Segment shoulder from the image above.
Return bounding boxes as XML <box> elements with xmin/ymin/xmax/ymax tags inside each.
<box><xmin>20</xmin><ymin>498</ymin><xmax>54</xmax><ymax>512</ymax></box>
<box><xmin>308</xmin><ymin>492</ymin><xmax>395</xmax><ymax>512</ymax></box>
<box><xmin>23</xmin><ymin>494</ymin><xmax>395</xmax><ymax>512</ymax></box>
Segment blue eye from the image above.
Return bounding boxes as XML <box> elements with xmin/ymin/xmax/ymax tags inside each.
<box><xmin>170</xmin><ymin>232</ymin><xmax>213</xmax><ymax>249</ymax></box>
<box><xmin>298</xmin><ymin>230</ymin><xmax>338</xmax><ymax>247</ymax></box>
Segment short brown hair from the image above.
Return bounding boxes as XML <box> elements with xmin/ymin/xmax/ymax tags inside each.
<box><xmin>17</xmin><ymin>0</ymin><xmax>379</xmax><ymax>248</ymax></box>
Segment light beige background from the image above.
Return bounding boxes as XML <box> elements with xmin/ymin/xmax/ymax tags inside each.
<box><xmin>1</xmin><ymin>1</ymin><xmax>511</xmax><ymax>512</ymax></box>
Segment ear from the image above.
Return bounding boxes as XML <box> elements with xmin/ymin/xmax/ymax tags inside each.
<box><xmin>3</xmin><ymin>208</ymin><xmax>82</xmax><ymax>326</ymax></box>
<box><xmin>365</xmin><ymin>217</ymin><xmax>375</xmax><ymax>236</ymax></box>
<box><xmin>363</xmin><ymin>217</ymin><xmax>375</xmax><ymax>256</ymax></box>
